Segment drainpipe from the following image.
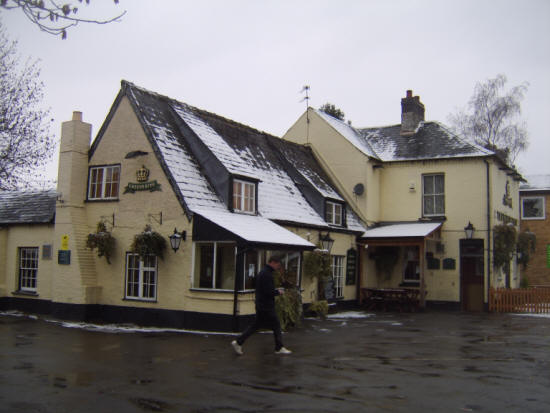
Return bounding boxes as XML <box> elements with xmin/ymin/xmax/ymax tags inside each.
<box><xmin>484</xmin><ymin>159</ymin><xmax>491</xmax><ymax>306</ymax></box>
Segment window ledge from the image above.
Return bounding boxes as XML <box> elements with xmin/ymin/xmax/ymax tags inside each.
<box><xmin>12</xmin><ymin>290</ymin><xmax>39</xmax><ymax>297</ymax></box>
<box><xmin>123</xmin><ymin>298</ymin><xmax>157</xmax><ymax>303</ymax></box>
<box><xmin>190</xmin><ymin>288</ymin><xmax>255</xmax><ymax>294</ymax></box>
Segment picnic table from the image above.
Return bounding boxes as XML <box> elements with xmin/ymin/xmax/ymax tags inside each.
<box><xmin>360</xmin><ymin>288</ymin><xmax>421</xmax><ymax>312</ymax></box>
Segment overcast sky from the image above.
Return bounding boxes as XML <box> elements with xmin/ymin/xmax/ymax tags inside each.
<box><xmin>2</xmin><ymin>0</ymin><xmax>549</xmax><ymax>181</ymax></box>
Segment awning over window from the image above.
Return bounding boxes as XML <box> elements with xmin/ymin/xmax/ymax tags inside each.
<box><xmin>193</xmin><ymin>208</ymin><xmax>316</xmax><ymax>251</ymax></box>
<box><xmin>361</xmin><ymin>222</ymin><xmax>442</xmax><ymax>241</ymax></box>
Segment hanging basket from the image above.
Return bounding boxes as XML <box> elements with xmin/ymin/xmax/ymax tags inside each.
<box><xmin>86</xmin><ymin>222</ymin><xmax>116</xmax><ymax>264</ymax></box>
<box><xmin>130</xmin><ymin>225</ymin><xmax>167</xmax><ymax>260</ymax></box>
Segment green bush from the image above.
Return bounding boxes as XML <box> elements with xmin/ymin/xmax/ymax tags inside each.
<box><xmin>307</xmin><ymin>300</ymin><xmax>329</xmax><ymax>319</ymax></box>
<box><xmin>275</xmin><ymin>287</ymin><xmax>303</xmax><ymax>331</ymax></box>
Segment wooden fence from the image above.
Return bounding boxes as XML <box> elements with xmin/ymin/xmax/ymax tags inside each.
<box><xmin>489</xmin><ymin>287</ymin><xmax>550</xmax><ymax>314</ymax></box>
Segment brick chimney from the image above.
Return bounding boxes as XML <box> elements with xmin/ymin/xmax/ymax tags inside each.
<box><xmin>401</xmin><ymin>90</ymin><xmax>425</xmax><ymax>135</ymax></box>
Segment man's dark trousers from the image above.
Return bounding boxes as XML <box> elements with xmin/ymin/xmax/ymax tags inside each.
<box><xmin>237</xmin><ymin>310</ymin><xmax>283</xmax><ymax>351</ymax></box>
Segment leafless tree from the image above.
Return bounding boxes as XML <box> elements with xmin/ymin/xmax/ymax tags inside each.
<box><xmin>0</xmin><ymin>21</ymin><xmax>55</xmax><ymax>191</ymax></box>
<box><xmin>0</xmin><ymin>0</ymin><xmax>125</xmax><ymax>39</ymax></box>
<box><xmin>448</xmin><ymin>74</ymin><xmax>529</xmax><ymax>165</ymax></box>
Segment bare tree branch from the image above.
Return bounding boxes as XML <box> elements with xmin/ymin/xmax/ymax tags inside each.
<box><xmin>1</xmin><ymin>0</ymin><xmax>126</xmax><ymax>39</ymax></box>
<box><xmin>0</xmin><ymin>21</ymin><xmax>55</xmax><ymax>190</ymax></box>
<box><xmin>448</xmin><ymin>74</ymin><xmax>529</xmax><ymax>166</ymax></box>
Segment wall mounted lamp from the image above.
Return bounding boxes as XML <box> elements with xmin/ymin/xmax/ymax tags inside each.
<box><xmin>169</xmin><ymin>228</ymin><xmax>186</xmax><ymax>253</ymax></box>
<box><xmin>464</xmin><ymin>222</ymin><xmax>475</xmax><ymax>239</ymax></box>
<box><xmin>319</xmin><ymin>232</ymin><xmax>335</xmax><ymax>254</ymax></box>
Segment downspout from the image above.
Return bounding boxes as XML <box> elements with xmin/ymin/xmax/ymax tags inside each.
<box><xmin>484</xmin><ymin>159</ymin><xmax>491</xmax><ymax>307</ymax></box>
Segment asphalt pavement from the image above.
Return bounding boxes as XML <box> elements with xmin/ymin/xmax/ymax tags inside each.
<box><xmin>1</xmin><ymin>310</ymin><xmax>549</xmax><ymax>413</ymax></box>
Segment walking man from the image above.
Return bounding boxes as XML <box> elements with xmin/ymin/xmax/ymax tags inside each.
<box><xmin>231</xmin><ymin>255</ymin><xmax>292</xmax><ymax>355</ymax></box>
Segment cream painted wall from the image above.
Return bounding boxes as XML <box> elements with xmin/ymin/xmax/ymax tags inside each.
<box><xmin>2</xmin><ymin>225</ymin><xmax>55</xmax><ymax>300</ymax></box>
<box><xmin>283</xmin><ymin>110</ymin><xmax>376</xmax><ymax>224</ymax></box>
<box><xmin>85</xmin><ymin>96</ymin><xmax>193</xmax><ymax>311</ymax></box>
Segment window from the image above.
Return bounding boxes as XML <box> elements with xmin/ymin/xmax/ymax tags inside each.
<box><xmin>280</xmin><ymin>251</ymin><xmax>302</xmax><ymax>287</ymax></box>
<box><xmin>19</xmin><ymin>247</ymin><xmax>39</xmax><ymax>292</ymax></box>
<box><xmin>423</xmin><ymin>174</ymin><xmax>445</xmax><ymax>216</ymax></box>
<box><xmin>233</xmin><ymin>179</ymin><xmax>256</xmax><ymax>214</ymax></box>
<box><xmin>331</xmin><ymin>256</ymin><xmax>345</xmax><ymax>298</ymax></box>
<box><xmin>193</xmin><ymin>242</ymin><xmax>236</xmax><ymax>290</ymax></box>
<box><xmin>125</xmin><ymin>253</ymin><xmax>157</xmax><ymax>301</ymax></box>
<box><xmin>403</xmin><ymin>247</ymin><xmax>420</xmax><ymax>282</ymax></box>
<box><xmin>88</xmin><ymin>165</ymin><xmax>120</xmax><ymax>200</ymax></box>
<box><xmin>521</xmin><ymin>196</ymin><xmax>545</xmax><ymax>220</ymax></box>
<box><xmin>326</xmin><ymin>201</ymin><xmax>343</xmax><ymax>226</ymax></box>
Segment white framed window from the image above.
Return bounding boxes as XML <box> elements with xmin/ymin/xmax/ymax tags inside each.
<box><xmin>326</xmin><ymin>201</ymin><xmax>343</xmax><ymax>226</ymax></box>
<box><xmin>19</xmin><ymin>247</ymin><xmax>39</xmax><ymax>292</ymax></box>
<box><xmin>88</xmin><ymin>165</ymin><xmax>120</xmax><ymax>200</ymax></box>
<box><xmin>193</xmin><ymin>242</ymin><xmax>237</xmax><ymax>290</ymax></box>
<box><xmin>125</xmin><ymin>253</ymin><xmax>157</xmax><ymax>301</ymax></box>
<box><xmin>423</xmin><ymin>174</ymin><xmax>445</xmax><ymax>216</ymax></box>
<box><xmin>521</xmin><ymin>196</ymin><xmax>545</xmax><ymax>220</ymax></box>
<box><xmin>331</xmin><ymin>255</ymin><xmax>345</xmax><ymax>298</ymax></box>
<box><xmin>233</xmin><ymin>179</ymin><xmax>256</xmax><ymax>214</ymax></box>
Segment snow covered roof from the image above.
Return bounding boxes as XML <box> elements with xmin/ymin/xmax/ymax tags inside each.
<box><xmin>194</xmin><ymin>207</ymin><xmax>315</xmax><ymax>249</ymax></box>
<box><xmin>520</xmin><ymin>174</ymin><xmax>550</xmax><ymax>192</ymax></box>
<box><xmin>358</xmin><ymin>122</ymin><xmax>493</xmax><ymax>162</ymax></box>
<box><xmin>313</xmin><ymin>109</ymin><xmax>493</xmax><ymax>162</ymax></box>
<box><xmin>362</xmin><ymin>222</ymin><xmax>442</xmax><ymax>239</ymax></box>
<box><xmin>0</xmin><ymin>190</ymin><xmax>56</xmax><ymax>224</ymax></box>
<box><xmin>314</xmin><ymin>109</ymin><xmax>379</xmax><ymax>159</ymax></box>
<box><xmin>91</xmin><ymin>81</ymin><xmax>367</xmax><ymax>241</ymax></box>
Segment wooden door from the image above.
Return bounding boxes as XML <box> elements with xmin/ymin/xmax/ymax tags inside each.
<box><xmin>460</xmin><ymin>239</ymin><xmax>485</xmax><ymax>312</ymax></box>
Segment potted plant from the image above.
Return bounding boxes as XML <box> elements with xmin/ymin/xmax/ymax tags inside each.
<box><xmin>86</xmin><ymin>222</ymin><xmax>116</xmax><ymax>264</ymax></box>
<box><xmin>131</xmin><ymin>225</ymin><xmax>167</xmax><ymax>260</ymax></box>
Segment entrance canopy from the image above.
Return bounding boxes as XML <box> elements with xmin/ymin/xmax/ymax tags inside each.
<box><xmin>193</xmin><ymin>208</ymin><xmax>316</xmax><ymax>251</ymax></box>
<box><xmin>361</xmin><ymin>222</ymin><xmax>442</xmax><ymax>243</ymax></box>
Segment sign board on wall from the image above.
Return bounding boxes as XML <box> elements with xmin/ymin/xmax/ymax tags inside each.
<box><xmin>345</xmin><ymin>248</ymin><xmax>357</xmax><ymax>285</ymax></box>
<box><xmin>61</xmin><ymin>235</ymin><xmax>69</xmax><ymax>250</ymax></box>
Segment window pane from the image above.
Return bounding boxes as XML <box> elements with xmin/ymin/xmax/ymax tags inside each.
<box><xmin>243</xmin><ymin>250</ymin><xmax>258</xmax><ymax>290</ymax></box>
<box><xmin>195</xmin><ymin>244</ymin><xmax>214</xmax><ymax>288</ymax></box>
<box><xmin>334</xmin><ymin>203</ymin><xmax>342</xmax><ymax>225</ymax></box>
<box><xmin>142</xmin><ymin>270</ymin><xmax>156</xmax><ymax>299</ymax></box>
<box><xmin>19</xmin><ymin>247</ymin><xmax>38</xmax><ymax>291</ymax></box>
<box><xmin>233</xmin><ymin>181</ymin><xmax>242</xmax><ymax>211</ymax></box>
<box><xmin>522</xmin><ymin>198</ymin><xmax>544</xmax><ymax>218</ymax></box>
<box><xmin>423</xmin><ymin>175</ymin><xmax>434</xmax><ymax>195</ymax></box>
<box><xmin>434</xmin><ymin>175</ymin><xmax>444</xmax><ymax>194</ymax></box>
<box><xmin>435</xmin><ymin>195</ymin><xmax>445</xmax><ymax>214</ymax></box>
<box><xmin>216</xmin><ymin>243</ymin><xmax>236</xmax><ymax>289</ymax></box>
<box><xmin>424</xmin><ymin>196</ymin><xmax>434</xmax><ymax>215</ymax></box>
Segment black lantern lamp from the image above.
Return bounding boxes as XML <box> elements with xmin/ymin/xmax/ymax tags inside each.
<box><xmin>319</xmin><ymin>232</ymin><xmax>335</xmax><ymax>253</ymax></box>
<box><xmin>169</xmin><ymin>228</ymin><xmax>186</xmax><ymax>252</ymax></box>
<box><xmin>464</xmin><ymin>222</ymin><xmax>475</xmax><ymax>239</ymax></box>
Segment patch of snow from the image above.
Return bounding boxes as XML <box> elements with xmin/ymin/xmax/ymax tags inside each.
<box><xmin>326</xmin><ymin>311</ymin><xmax>374</xmax><ymax>319</ymax></box>
<box><xmin>521</xmin><ymin>174</ymin><xmax>550</xmax><ymax>191</ymax></box>
<box><xmin>315</xmin><ymin>109</ymin><xmax>380</xmax><ymax>159</ymax></box>
<box><xmin>512</xmin><ymin>313</ymin><xmax>550</xmax><ymax>319</ymax></box>
<box><xmin>363</xmin><ymin>222</ymin><xmax>442</xmax><ymax>238</ymax></box>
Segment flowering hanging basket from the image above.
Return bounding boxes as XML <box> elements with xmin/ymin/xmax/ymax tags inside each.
<box><xmin>86</xmin><ymin>222</ymin><xmax>116</xmax><ymax>264</ymax></box>
<box><xmin>130</xmin><ymin>225</ymin><xmax>167</xmax><ymax>260</ymax></box>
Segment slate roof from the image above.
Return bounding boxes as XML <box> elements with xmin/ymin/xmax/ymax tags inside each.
<box><xmin>93</xmin><ymin>81</ymin><xmax>366</xmax><ymax>234</ymax></box>
<box><xmin>520</xmin><ymin>174</ymin><xmax>550</xmax><ymax>192</ymax></box>
<box><xmin>314</xmin><ymin>109</ymin><xmax>493</xmax><ymax>162</ymax></box>
<box><xmin>0</xmin><ymin>190</ymin><xmax>56</xmax><ymax>225</ymax></box>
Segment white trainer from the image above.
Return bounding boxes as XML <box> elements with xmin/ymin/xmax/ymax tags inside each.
<box><xmin>231</xmin><ymin>340</ymin><xmax>243</xmax><ymax>355</ymax></box>
<box><xmin>275</xmin><ymin>347</ymin><xmax>292</xmax><ymax>355</ymax></box>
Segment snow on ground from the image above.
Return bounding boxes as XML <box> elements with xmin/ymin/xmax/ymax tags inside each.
<box><xmin>0</xmin><ymin>311</ymin><xmax>239</xmax><ymax>336</ymax></box>
<box><xmin>512</xmin><ymin>313</ymin><xmax>550</xmax><ymax>319</ymax></box>
<box><xmin>326</xmin><ymin>311</ymin><xmax>375</xmax><ymax>319</ymax></box>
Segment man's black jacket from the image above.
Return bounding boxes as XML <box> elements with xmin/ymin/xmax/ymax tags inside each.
<box><xmin>255</xmin><ymin>265</ymin><xmax>280</xmax><ymax>312</ymax></box>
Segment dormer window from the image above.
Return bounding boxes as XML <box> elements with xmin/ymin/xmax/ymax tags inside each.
<box><xmin>233</xmin><ymin>179</ymin><xmax>256</xmax><ymax>214</ymax></box>
<box><xmin>326</xmin><ymin>200</ymin><xmax>344</xmax><ymax>226</ymax></box>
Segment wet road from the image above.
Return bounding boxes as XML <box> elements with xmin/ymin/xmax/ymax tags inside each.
<box><xmin>1</xmin><ymin>311</ymin><xmax>549</xmax><ymax>413</ymax></box>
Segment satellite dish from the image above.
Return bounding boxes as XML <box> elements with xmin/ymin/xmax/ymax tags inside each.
<box><xmin>353</xmin><ymin>183</ymin><xmax>364</xmax><ymax>196</ymax></box>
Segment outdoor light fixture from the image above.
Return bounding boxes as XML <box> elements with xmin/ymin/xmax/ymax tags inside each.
<box><xmin>169</xmin><ymin>228</ymin><xmax>186</xmax><ymax>253</ymax></box>
<box><xmin>319</xmin><ymin>232</ymin><xmax>335</xmax><ymax>253</ymax></box>
<box><xmin>464</xmin><ymin>222</ymin><xmax>475</xmax><ymax>239</ymax></box>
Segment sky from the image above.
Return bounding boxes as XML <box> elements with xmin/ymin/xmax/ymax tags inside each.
<box><xmin>2</xmin><ymin>0</ymin><xmax>549</xmax><ymax>183</ymax></box>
